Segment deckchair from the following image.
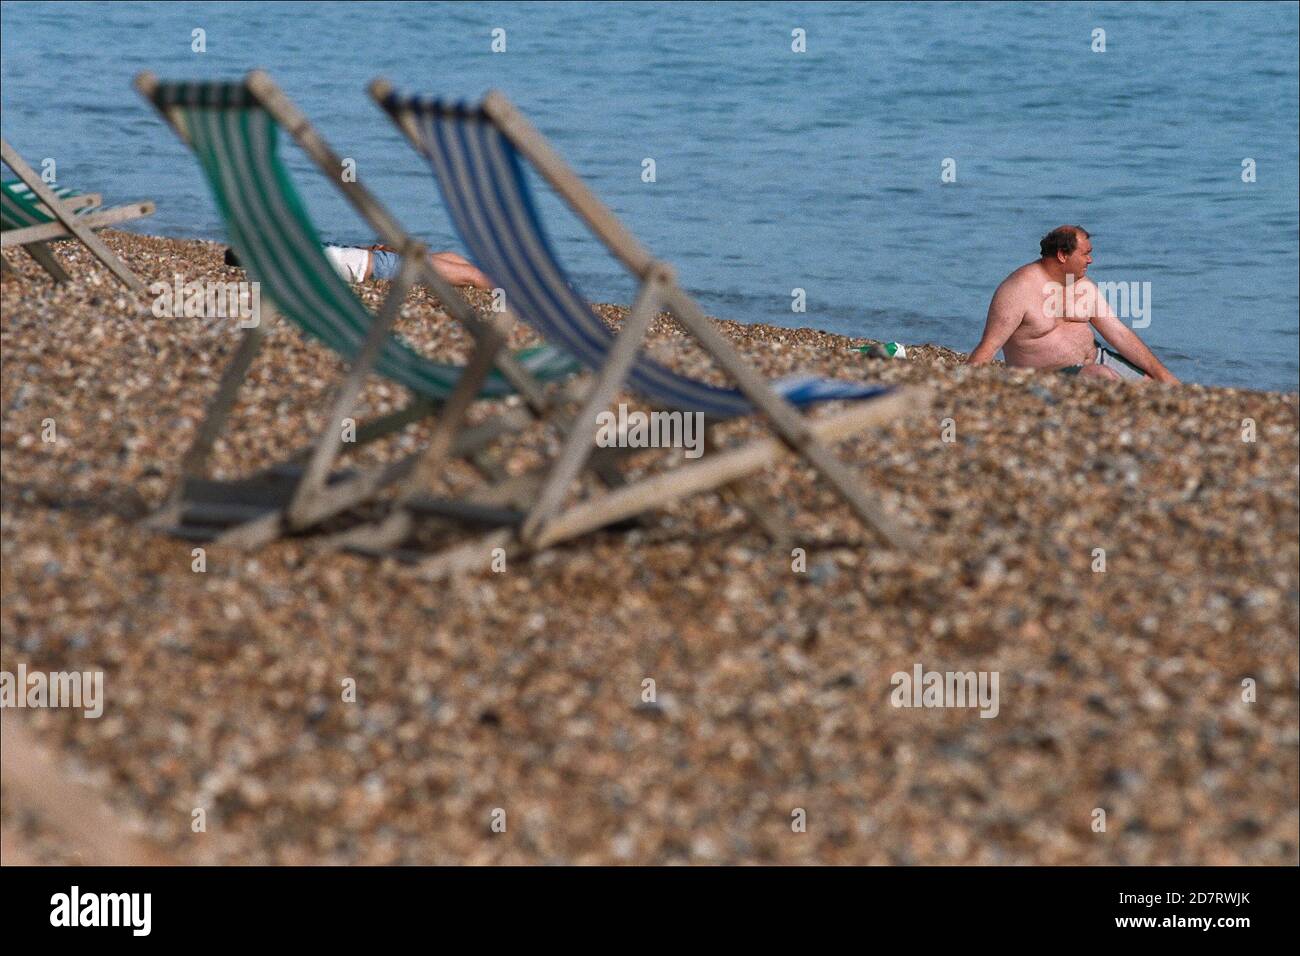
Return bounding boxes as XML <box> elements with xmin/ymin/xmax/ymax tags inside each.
<box><xmin>133</xmin><ymin>71</ymin><xmax>587</xmax><ymax>548</ymax></box>
<box><xmin>353</xmin><ymin>80</ymin><xmax>925</xmax><ymax>572</ymax></box>
<box><xmin>2</xmin><ymin>179</ymin><xmax>99</xmax><ymax>214</ymax></box>
<box><xmin>0</xmin><ymin>139</ymin><xmax>154</xmax><ymax>290</ymax></box>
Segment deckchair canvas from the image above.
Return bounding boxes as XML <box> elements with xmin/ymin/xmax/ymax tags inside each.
<box><xmin>354</xmin><ymin>80</ymin><xmax>925</xmax><ymax>574</ymax></box>
<box><xmin>0</xmin><ymin>140</ymin><xmax>154</xmax><ymax>290</ymax></box>
<box><xmin>133</xmin><ymin>71</ymin><xmax>588</xmax><ymax>548</ymax></box>
<box><xmin>2</xmin><ymin>179</ymin><xmax>100</xmax><ymax>217</ymax></box>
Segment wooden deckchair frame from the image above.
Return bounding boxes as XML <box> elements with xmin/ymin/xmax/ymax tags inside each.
<box><xmin>360</xmin><ymin>81</ymin><xmax>925</xmax><ymax>575</ymax></box>
<box><xmin>0</xmin><ymin>138</ymin><xmax>154</xmax><ymax>291</ymax></box>
<box><xmin>133</xmin><ymin>70</ymin><xmax>593</xmax><ymax>548</ymax></box>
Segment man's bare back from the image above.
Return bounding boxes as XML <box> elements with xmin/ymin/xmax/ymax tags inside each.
<box><xmin>968</xmin><ymin>225</ymin><xmax>1178</xmax><ymax>383</ymax></box>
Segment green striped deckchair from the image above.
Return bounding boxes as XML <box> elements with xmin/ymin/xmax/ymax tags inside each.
<box><xmin>2</xmin><ymin>179</ymin><xmax>96</xmax><ymax>217</ymax></box>
<box><xmin>134</xmin><ymin>71</ymin><xmax>584</xmax><ymax>548</ymax></box>
<box><xmin>0</xmin><ymin>140</ymin><xmax>154</xmax><ymax>289</ymax></box>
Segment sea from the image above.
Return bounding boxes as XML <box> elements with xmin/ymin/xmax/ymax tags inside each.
<box><xmin>3</xmin><ymin>1</ymin><xmax>1297</xmax><ymax>390</ymax></box>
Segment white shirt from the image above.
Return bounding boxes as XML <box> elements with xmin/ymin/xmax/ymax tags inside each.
<box><xmin>323</xmin><ymin>245</ymin><xmax>370</xmax><ymax>283</ymax></box>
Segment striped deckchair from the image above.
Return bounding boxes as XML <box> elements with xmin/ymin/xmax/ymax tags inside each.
<box><xmin>356</xmin><ymin>80</ymin><xmax>925</xmax><ymax>572</ymax></box>
<box><xmin>133</xmin><ymin>71</ymin><xmax>584</xmax><ymax>548</ymax></box>
<box><xmin>2</xmin><ymin>179</ymin><xmax>96</xmax><ymax>214</ymax></box>
<box><xmin>0</xmin><ymin>139</ymin><xmax>154</xmax><ymax>290</ymax></box>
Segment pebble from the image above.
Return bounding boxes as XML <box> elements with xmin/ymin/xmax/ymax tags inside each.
<box><xmin>1</xmin><ymin>231</ymin><xmax>1296</xmax><ymax>865</ymax></box>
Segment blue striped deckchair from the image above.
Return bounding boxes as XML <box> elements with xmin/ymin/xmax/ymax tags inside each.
<box><xmin>364</xmin><ymin>81</ymin><xmax>924</xmax><ymax>568</ymax></box>
<box><xmin>133</xmin><ymin>71</ymin><xmax>584</xmax><ymax>548</ymax></box>
<box><xmin>0</xmin><ymin>140</ymin><xmax>154</xmax><ymax>289</ymax></box>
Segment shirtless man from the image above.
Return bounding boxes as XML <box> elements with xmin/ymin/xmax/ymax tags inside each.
<box><xmin>968</xmin><ymin>225</ymin><xmax>1178</xmax><ymax>383</ymax></box>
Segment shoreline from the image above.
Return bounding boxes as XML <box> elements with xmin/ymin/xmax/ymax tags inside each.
<box><xmin>100</xmin><ymin>229</ymin><xmax>1300</xmax><ymax>396</ymax></box>
<box><xmin>2</xmin><ymin>229</ymin><xmax>1297</xmax><ymax>865</ymax></box>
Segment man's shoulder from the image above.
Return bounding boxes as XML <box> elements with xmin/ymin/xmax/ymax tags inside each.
<box><xmin>995</xmin><ymin>261</ymin><xmax>1045</xmax><ymax>297</ymax></box>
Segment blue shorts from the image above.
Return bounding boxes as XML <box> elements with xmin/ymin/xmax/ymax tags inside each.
<box><xmin>370</xmin><ymin>249</ymin><xmax>400</xmax><ymax>281</ymax></box>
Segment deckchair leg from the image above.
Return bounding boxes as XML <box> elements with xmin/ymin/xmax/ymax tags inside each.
<box><xmin>720</xmin><ymin>478</ymin><xmax>793</xmax><ymax>548</ymax></box>
<box><xmin>529</xmin><ymin>394</ymin><xmax>914</xmax><ymax>549</ymax></box>
<box><xmin>181</xmin><ymin>311</ymin><xmax>276</xmax><ymax>480</ymax></box>
<box><xmin>24</xmin><ymin>242</ymin><xmax>72</xmax><ymax>284</ymax></box>
<box><xmin>394</xmin><ymin>318</ymin><xmax>510</xmax><ymax>504</ymax></box>
<box><xmin>145</xmin><ymin>310</ymin><xmax>277</xmax><ymax>531</ymax></box>
<box><xmin>331</xmin><ymin>309</ymin><xmax>512</xmax><ymax>553</ymax></box>
<box><xmin>519</xmin><ymin>270</ymin><xmax>667</xmax><ymax>545</ymax></box>
<box><xmin>0</xmin><ymin>139</ymin><xmax>149</xmax><ymax>292</ymax></box>
<box><xmin>285</xmin><ymin>253</ymin><xmax>419</xmax><ymax>530</ymax></box>
<box><xmin>706</xmin><ymin>424</ymin><xmax>794</xmax><ymax>548</ymax></box>
<box><xmin>323</xmin><ymin>423</ymin><xmax>645</xmax><ymax>557</ymax></box>
<box><xmin>408</xmin><ymin>256</ymin><xmax>549</xmax><ymax>414</ymax></box>
<box><xmin>795</xmin><ymin>440</ymin><xmax>914</xmax><ymax>549</ymax></box>
<box><xmin>663</xmin><ymin>285</ymin><xmax>915</xmax><ymax>550</ymax></box>
<box><xmin>409</xmin><ymin>527</ymin><xmax>517</xmax><ymax>580</ymax></box>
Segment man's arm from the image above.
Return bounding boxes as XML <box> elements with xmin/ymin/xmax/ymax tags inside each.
<box><xmin>968</xmin><ymin>282</ymin><xmax>1022</xmax><ymax>365</ymax></box>
<box><xmin>1089</xmin><ymin>299</ymin><xmax>1179</xmax><ymax>383</ymax></box>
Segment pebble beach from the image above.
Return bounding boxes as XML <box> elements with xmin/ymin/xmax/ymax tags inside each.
<box><xmin>2</xmin><ymin>231</ymin><xmax>1297</xmax><ymax>864</ymax></box>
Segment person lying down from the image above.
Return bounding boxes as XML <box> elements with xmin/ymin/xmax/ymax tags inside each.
<box><xmin>223</xmin><ymin>243</ymin><xmax>492</xmax><ymax>290</ymax></box>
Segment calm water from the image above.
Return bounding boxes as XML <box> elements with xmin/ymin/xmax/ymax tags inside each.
<box><xmin>3</xmin><ymin>1</ymin><xmax>1297</xmax><ymax>390</ymax></box>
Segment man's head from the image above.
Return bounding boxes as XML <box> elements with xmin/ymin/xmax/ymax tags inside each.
<box><xmin>1039</xmin><ymin>225</ymin><xmax>1092</xmax><ymax>278</ymax></box>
